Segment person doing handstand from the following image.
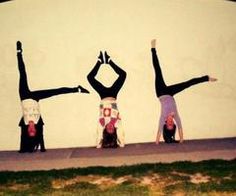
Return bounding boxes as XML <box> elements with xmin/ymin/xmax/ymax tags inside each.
<box><xmin>87</xmin><ymin>51</ymin><xmax>126</xmax><ymax>148</ymax></box>
<box><xmin>17</xmin><ymin>41</ymin><xmax>89</xmax><ymax>153</ymax></box>
<box><xmin>151</xmin><ymin>39</ymin><xmax>217</xmax><ymax>144</ymax></box>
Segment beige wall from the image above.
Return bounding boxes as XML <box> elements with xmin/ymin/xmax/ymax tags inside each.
<box><xmin>0</xmin><ymin>0</ymin><xmax>236</xmax><ymax>150</ymax></box>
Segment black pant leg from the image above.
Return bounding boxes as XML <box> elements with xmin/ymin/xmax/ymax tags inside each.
<box><xmin>166</xmin><ymin>76</ymin><xmax>209</xmax><ymax>96</ymax></box>
<box><xmin>19</xmin><ymin>127</ymin><xmax>28</xmax><ymax>152</ymax></box>
<box><xmin>17</xmin><ymin>53</ymin><xmax>31</xmax><ymax>100</ymax></box>
<box><xmin>19</xmin><ymin>125</ymin><xmax>32</xmax><ymax>152</ymax></box>
<box><xmin>36</xmin><ymin>125</ymin><xmax>46</xmax><ymax>151</ymax></box>
<box><xmin>151</xmin><ymin>48</ymin><xmax>168</xmax><ymax>97</ymax></box>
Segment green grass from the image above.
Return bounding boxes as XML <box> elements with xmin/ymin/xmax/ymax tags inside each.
<box><xmin>0</xmin><ymin>159</ymin><xmax>235</xmax><ymax>195</ymax></box>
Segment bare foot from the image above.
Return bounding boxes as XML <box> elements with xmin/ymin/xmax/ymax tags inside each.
<box><xmin>151</xmin><ymin>39</ymin><xmax>156</xmax><ymax>48</ymax></box>
<box><xmin>209</xmin><ymin>77</ymin><xmax>217</xmax><ymax>82</ymax></box>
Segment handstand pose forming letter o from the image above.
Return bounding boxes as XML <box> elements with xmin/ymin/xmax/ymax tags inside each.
<box><xmin>87</xmin><ymin>51</ymin><xmax>126</xmax><ymax>148</ymax></box>
<box><xmin>17</xmin><ymin>41</ymin><xmax>89</xmax><ymax>153</ymax></box>
<box><xmin>151</xmin><ymin>39</ymin><xmax>217</xmax><ymax>144</ymax></box>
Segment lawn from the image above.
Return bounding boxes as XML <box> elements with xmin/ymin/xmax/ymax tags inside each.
<box><xmin>0</xmin><ymin>159</ymin><xmax>235</xmax><ymax>195</ymax></box>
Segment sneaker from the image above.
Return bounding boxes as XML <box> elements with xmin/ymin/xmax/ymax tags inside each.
<box><xmin>16</xmin><ymin>41</ymin><xmax>22</xmax><ymax>53</ymax></box>
<box><xmin>104</xmin><ymin>51</ymin><xmax>110</xmax><ymax>64</ymax></box>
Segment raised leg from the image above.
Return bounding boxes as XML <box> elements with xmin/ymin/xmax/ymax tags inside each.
<box><xmin>167</xmin><ymin>76</ymin><xmax>209</xmax><ymax>96</ymax></box>
<box><xmin>151</xmin><ymin>40</ymin><xmax>167</xmax><ymax>97</ymax></box>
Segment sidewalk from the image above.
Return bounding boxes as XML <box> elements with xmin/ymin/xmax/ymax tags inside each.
<box><xmin>0</xmin><ymin>137</ymin><xmax>235</xmax><ymax>171</ymax></box>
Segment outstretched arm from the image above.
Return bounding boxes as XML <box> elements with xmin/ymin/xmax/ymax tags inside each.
<box><xmin>174</xmin><ymin>113</ymin><xmax>183</xmax><ymax>143</ymax></box>
<box><xmin>156</xmin><ymin>115</ymin><xmax>165</xmax><ymax>144</ymax></box>
<box><xmin>156</xmin><ymin>130</ymin><xmax>162</xmax><ymax>144</ymax></box>
<box><xmin>178</xmin><ymin>128</ymin><xmax>184</xmax><ymax>143</ymax></box>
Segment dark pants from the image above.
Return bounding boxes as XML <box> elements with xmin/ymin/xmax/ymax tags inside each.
<box><xmin>19</xmin><ymin>123</ymin><xmax>45</xmax><ymax>153</ymax></box>
<box><xmin>151</xmin><ymin>48</ymin><xmax>209</xmax><ymax>97</ymax></box>
<box><xmin>17</xmin><ymin>49</ymin><xmax>78</xmax><ymax>153</ymax></box>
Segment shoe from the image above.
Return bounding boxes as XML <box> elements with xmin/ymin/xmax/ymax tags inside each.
<box><xmin>16</xmin><ymin>41</ymin><xmax>22</xmax><ymax>53</ymax></box>
<box><xmin>78</xmin><ymin>85</ymin><xmax>90</xmax><ymax>93</ymax></box>
<box><xmin>98</xmin><ymin>51</ymin><xmax>104</xmax><ymax>63</ymax></box>
<box><xmin>104</xmin><ymin>51</ymin><xmax>110</xmax><ymax>64</ymax></box>
<box><xmin>40</xmin><ymin>149</ymin><xmax>46</xmax><ymax>152</ymax></box>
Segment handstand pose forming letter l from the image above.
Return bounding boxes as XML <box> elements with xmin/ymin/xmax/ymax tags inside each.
<box><xmin>17</xmin><ymin>41</ymin><xmax>89</xmax><ymax>153</ymax></box>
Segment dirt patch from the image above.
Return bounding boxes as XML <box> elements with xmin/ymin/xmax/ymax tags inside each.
<box><xmin>170</xmin><ymin>191</ymin><xmax>186</xmax><ymax>196</ymax></box>
<box><xmin>52</xmin><ymin>174</ymin><xmax>163</xmax><ymax>190</ymax></box>
<box><xmin>91</xmin><ymin>176</ymin><xmax>117</xmax><ymax>190</ymax></box>
<box><xmin>223</xmin><ymin>176</ymin><xmax>232</xmax><ymax>180</ymax></box>
<box><xmin>52</xmin><ymin>172</ymin><xmax>211</xmax><ymax>192</ymax></box>
<box><xmin>190</xmin><ymin>173</ymin><xmax>210</xmax><ymax>184</ymax></box>
<box><xmin>114</xmin><ymin>176</ymin><xmax>131</xmax><ymax>184</ymax></box>
<box><xmin>207</xmin><ymin>191</ymin><xmax>236</xmax><ymax>196</ymax></box>
<box><xmin>52</xmin><ymin>175</ymin><xmax>133</xmax><ymax>189</ymax></box>
<box><xmin>171</xmin><ymin>171</ymin><xmax>211</xmax><ymax>184</ymax></box>
<box><xmin>139</xmin><ymin>173</ymin><xmax>181</xmax><ymax>195</ymax></box>
<box><xmin>140</xmin><ymin>176</ymin><xmax>153</xmax><ymax>186</ymax></box>
<box><xmin>140</xmin><ymin>174</ymin><xmax>161</xmax><ymax>186</ymax></box>
<box><xmin>7</xmin><ymin>184</ymin><xmax>30</xmax><ymax>191</ymax></box>
<box><xmin>52</xmin><ymin>175</ymin><xmax>98</xmax><ymax>189</ymax></box>
<box><xmin>171</xmin><ymin>171</ymin><xmax>189</xmax><ymax>177</ymax></box>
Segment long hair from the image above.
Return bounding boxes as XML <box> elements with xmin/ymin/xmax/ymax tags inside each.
<box><xmin>163</xmin><ymin>123</ymin><xmax>176</xmax><ymax>143</ymax></box>
<box><xmin>102</xmin><ymin>127</ymin><xmax>118</xmax><ymax>148</ymax></box>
